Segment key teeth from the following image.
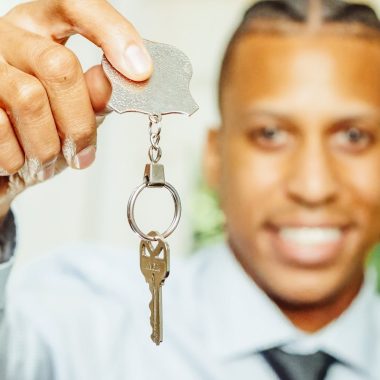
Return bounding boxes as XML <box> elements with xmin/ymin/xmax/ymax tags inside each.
<box><xmin>149</xmin><ymin>298</ymin><xmax>154</xmax><ymax>329</ymax></box>
<box><xmin>151</xmin><ymin>332</ymin><xmax>160</xmax><ymax>346</ymax></box>
<box><xmin>149</xmin><ymin>299</ymin><xmax>160</xmax><ymax>345</ymax></box>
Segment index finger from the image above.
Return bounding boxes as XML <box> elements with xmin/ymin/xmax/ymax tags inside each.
<box><xmin>5</xmin><ymin>0</ymin><xmax>153</xmax><ymax>82</ymax></box>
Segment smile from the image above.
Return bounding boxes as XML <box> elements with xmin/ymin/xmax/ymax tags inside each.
<box><xmin>279</xmin><ymin>227</ymin><xmax>342</xmax><ymax>246</ymax></box>
<box><xmin>268</xmin><ymin>224</ymin><xmax>350</xmax><ymax>267</ymax></box>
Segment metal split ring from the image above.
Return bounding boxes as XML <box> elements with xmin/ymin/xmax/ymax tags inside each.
<box><xmin>127</xmin><ymin>181</ymin><xmax>181</xmax><ymax>241</ymax></box>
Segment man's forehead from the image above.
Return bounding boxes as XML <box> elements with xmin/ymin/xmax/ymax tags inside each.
<box><xmin>223</xmin><ymin>32</ymin><xmax>380</xmax><ymax>110</ymax></box>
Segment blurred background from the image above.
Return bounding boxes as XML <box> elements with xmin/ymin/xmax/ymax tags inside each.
<box><xmin>0</xmin><ymin>0</ymin><xmax>379</xmax><ymax>271</ymax></box>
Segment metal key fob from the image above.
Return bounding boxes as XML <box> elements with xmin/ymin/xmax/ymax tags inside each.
<box><xmin>102</xmin><ymin>39</ymin><xmax>198</xmax><ymax>346</ymax></box>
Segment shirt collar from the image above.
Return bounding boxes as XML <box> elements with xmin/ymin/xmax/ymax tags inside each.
<box><xmin>202</xmin><ymin>243</ymin><xmax>299</xmax><ymax>358</ymax></box>
<box><xmin>201</xmin><ymin>243</ymin><xmax>378</xmax><ymax>376</ymax></box>
<box><xmin>299</xmin><ymin>268</ymin><xmax>377</xmax><ymax>377</ymax></box>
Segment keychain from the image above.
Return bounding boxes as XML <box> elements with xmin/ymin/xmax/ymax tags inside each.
<box><xmin>102</xmin><ymin>40</ymin><xmax>198</xmax><ymax>345</ymax></box>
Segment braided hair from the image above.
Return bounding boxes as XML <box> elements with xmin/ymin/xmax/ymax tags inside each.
<box><xmin>219</xmin><ymin>0</ymin><xmax>380</xmax><ymax>107</ymax></box>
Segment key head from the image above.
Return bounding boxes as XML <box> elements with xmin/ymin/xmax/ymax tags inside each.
<box><xmin>102</xmin><ymin>39</ymin><xmax>199</xmax><ymax>117</ymax></box>
<box><xmin>140</xmin><ymin>232</ymin><xmax>170</xmax><ymax>287</ymax></box>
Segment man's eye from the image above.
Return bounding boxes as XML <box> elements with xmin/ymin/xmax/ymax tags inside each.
<box><xmin>333</xmin><ymin>127</ymin><xmax>372</xmax><ymax>152</ymax></box>
<box><xmin>249</xmin><ymin>126</ymin><xmax>288</xmax><ymax>149</ymax></box>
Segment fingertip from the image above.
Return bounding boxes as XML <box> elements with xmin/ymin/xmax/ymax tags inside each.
<box><xmin>106</xmin><ymin>43</ymin><xmax>153</xmax><ymax>82</ymax></box>
<box><xmin>85</xmin><ymin>65</ymin><xmax>112</xmax><ymax>113</ymax></box>
<box><xmin>123</xmin><ymin>43</ymin><xmax>153</xmax><ymax>81</ymax></box>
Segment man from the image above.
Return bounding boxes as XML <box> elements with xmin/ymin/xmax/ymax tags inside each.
<box><xmin>0</xmin><ymin>0</ymin><xmax>380</xmax><ymax>379</ymax></box>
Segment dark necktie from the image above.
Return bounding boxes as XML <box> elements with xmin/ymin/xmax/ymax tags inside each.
<box><xmin>262</xmin><ymin>347</ymin><xmax>336</xmax><ymax>380</ymax></box>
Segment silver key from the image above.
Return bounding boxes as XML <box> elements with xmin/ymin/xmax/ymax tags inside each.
<box><xmin>140</xmin><ymin>231</ymin><xmax>170</xmax><ymax>345</ymax></box>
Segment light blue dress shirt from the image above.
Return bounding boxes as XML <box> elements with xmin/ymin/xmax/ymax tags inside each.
<box><xmin>0</xmin><ymin>242</ymin><xmax>379</xmax><ymax>379</ymax></box>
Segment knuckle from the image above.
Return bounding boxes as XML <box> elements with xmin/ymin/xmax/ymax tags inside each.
<box><xmin>37</xmin><ymin>44</ymin><xmax>80</xmax><ymax>83</ymax></box>
<box><xmin>15</xmin><ymin>80</ymin><xmax>46</xmax><ymax>112</ymax></box>
<box><xmin>56</xmin><ymin>0</ymin><xmax>86</xmax><ymax>22</ymax></box>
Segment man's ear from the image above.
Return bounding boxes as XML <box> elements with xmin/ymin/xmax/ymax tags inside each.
<box><xmin>203</xmin><ymin>127</ymin><xmax>222</xmax><ymax>192</ymax></box>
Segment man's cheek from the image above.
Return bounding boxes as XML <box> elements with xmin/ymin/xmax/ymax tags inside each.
<box><xmin>351</xmin><ymin>180</ymin><xmax>380</xmax><ymax>227</ymax></box>
<box><xmin>347</xmin><ymin>190</ymin><xmax>380</xmax><ymax>255</ymax></box>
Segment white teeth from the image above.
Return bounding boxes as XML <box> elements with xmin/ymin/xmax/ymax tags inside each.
<box><xmin>279</xmin><ymin>227</ymin><xmax>342</xmax><ymax>246</ymax></box>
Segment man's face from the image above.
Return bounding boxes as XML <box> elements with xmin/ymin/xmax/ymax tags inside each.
<box><xmin>211</xmin><ymin>32</ymin><xmax>380</xmax><ymax>306</ymax></box>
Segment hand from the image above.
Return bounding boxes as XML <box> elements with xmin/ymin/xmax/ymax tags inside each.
<box><xmin>0</xmin><ymin>0</ymin><xmax>153</xmax><ymax>217</ymax></box>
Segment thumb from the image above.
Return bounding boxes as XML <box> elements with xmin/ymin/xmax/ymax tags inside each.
<box><xmin>85</xmin><ymin>65</ymin><xmax>112</xmax><ymax>114</ymax></box>
<box><xmin>58</xmin><ymin>0</ymin><xmax>154</xmax><ymax>81</ymax></box>
<box><xmin>9</xmin><ymin>0</ymin><xmax>154</xmax><ymax>82</ymax></box>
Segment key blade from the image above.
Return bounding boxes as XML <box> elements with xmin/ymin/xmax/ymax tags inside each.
<box><xmin>149</xmin><ymin>283</ymin><xmax>163</xmax><ymax>345</ymax></box>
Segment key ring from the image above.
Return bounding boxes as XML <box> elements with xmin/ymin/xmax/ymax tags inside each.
<box><xmin>127</xmin><ymin>180</ymin><xmax>182</xmax><ymax>242</ymax></box>
<box><xmin>126</xmin><ymin>111</ymin><xmax>181</xmax><ymax>242</ymax></box>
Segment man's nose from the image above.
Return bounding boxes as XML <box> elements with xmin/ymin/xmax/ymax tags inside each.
<box><xmin>286</xmin><ymin>140</ymin><xmax>338</xmax><ymax>207</ymax></box>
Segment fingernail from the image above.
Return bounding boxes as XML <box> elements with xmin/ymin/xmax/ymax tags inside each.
<box><xmin>27</xmin><ymin>158</ymin><xmax>42</xmax><ymax>178</ymax></box>
<box><xmin>73</xmin><ymin>146</ymin><xmax>96</xmax><ymax>170</ymax></box>
<box><xmin>124</xmin><ymin>44</ymin><xmax>152</xmax><ymax>77</ymax></box>
<box><xmin>95</xmin><ymin>115</ymin><xmax>106</xmax><ymax>128</ymax></box>
<box><xmin>62</xmin><ymin>137</ymin><xmax>76</xmax><ymax>167</ymax></box>
<box><xmin>37</xmin><ymin>159</ymin><xmax>56</xmax><ymax>182</ymax></box>
<box><xmin>0</xmin><ymin>168</ymin><xmax>9</xmax><ymax>176</ymax></box>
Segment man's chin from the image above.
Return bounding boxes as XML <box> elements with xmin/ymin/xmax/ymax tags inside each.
<box><xmin>266</xmin><ymin>283</ymin><xmax>342</xmax><ymax>310</ymax></box>
<box><xmin>256</xmin><ymin>267</ymin><xmax>363</xmax><ymax>311</ymax></box>
<box><xmin>229</xmin><ymin>236</ymin><xmax>364</xmax><ymax>313</ymax></box>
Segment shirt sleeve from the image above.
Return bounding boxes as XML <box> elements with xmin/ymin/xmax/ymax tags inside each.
<box><xmin>0</xmin><ymin>241</ymin><xmax>140</xmax><ymax>379</ymax></box>
<box><xmin>0</xmin><ymin>259</ymin><xmax>15</xmax><ymax>367</ymax></box>
<box><xmin>0</xmin><ymin>259</ymin><xmax>14</xmax><ymax>314</ymax></box>
<box><xmin>0</xmin><ymin>253</ymin><xmax>56</xmax><ymax>380</ymax></box>
<box><xmin>0</xmin><ymin>210</ymin><xmax>17</xmax><ymax>312</ymax></box>
<box><xmin>0</xmin><ymin>279</ymin><xmax>54</xmax><ymax>380</ymax></box>
<box><xmin>0</xmin><ymin>211</ymin><xmax>57</xmax><ymax>380</ymax></box>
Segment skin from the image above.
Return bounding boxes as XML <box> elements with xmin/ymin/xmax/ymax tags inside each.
<box><xmin>206</xmin><ymin>30</ymin><xmax>380</xmax><ymax>332</ymax></box>
<box><xmin>0</xmin><ymin>0</ymin><xmax>153</xmax><ymax>222</ymax></box>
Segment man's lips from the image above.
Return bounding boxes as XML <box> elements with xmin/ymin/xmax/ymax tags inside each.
<box><xmin>265</xmin><ymin>222</ymin><xmax>353</xmax><ymax>267</ymax></box>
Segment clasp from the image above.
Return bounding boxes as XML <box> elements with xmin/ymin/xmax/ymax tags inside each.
<box><xmin>144</xmin><ymin>163</ymin><xmax>165</xmax><ymax>186</ymax></box>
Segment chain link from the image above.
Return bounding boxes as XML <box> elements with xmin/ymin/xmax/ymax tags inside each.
<box><xmin>148</xmin><ymin>113</ymin><xmax>163</xmax><ymax>163</ymax></box>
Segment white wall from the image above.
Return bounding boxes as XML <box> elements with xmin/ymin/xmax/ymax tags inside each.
<box><xmin>0</xmin><ymin>0</ymin><xmax>251</xmax><ymax>264</ymax></box>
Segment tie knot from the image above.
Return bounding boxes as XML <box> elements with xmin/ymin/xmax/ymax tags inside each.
<box><xmin>262</xmin><ymin>347</ymin><xmax>336</xmax><ymax>380</ymax></box>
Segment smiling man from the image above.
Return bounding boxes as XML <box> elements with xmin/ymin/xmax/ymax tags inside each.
<box><xmin>1</xmin><ymin>0</ymin><xmax>380</xmax><ymax>379</ymax></box>
<box><xmin>211</xmin><ymin>4</ymin><xmax>380</xmax><ymax>333</ymax></box>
